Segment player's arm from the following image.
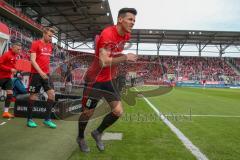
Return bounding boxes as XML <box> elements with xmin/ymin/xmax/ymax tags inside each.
<box><xmin>30</xmin><ymin>53</ymin><xmax>48</xmax><ymax>79</ymax></box>
<box><xmin>0</xmin><ymin>53</ymin><xmax>17</xmax><ymax>73</ymax></box>
<box><xmin>99</xmin><ymin>48</ymin><xmax>137</xmax><ymax>67</ymax></box>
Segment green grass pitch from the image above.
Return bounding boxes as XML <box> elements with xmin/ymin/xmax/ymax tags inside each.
<box><xmin>1</xmin><ymin>87</ymin><xmax>240</xmax><ymax>160</ymax></box>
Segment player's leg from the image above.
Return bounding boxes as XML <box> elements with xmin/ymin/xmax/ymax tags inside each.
<box><xmin>2</xmin><ymin>89</ymin><xmax>14</xmax><ymax>118</ymax></box>
<box><xmin>92</xmin><ymin>100</ymin><xmax>123</xmax><ymax>151</ymax></box>
<box><xmin>96</xmin><ymin>80</ymin><xmax>123</xmax><ymax>133</ymax></box>
<box><xmin>98</xmin><ymin>100</ymin><xmax>123</xmax><ymax>131</ymax></box>
<box><xmin>92</xmin><ymin>81</ymin><xmax>123</xmax><ymax>151</ymax></box>
<box><xmin>27</xmin><ymin>74</ymin><xmax>41</xmax><ymax>128</ymax></box>
<box><xmin>78</xmin><ymin>108</ymin><xmax>95</xmax><ymax>138</ymax></box>
<box><xmin>2</xmin><ymin>79</ymin><xmax>15</xmax><ymax>118</ymax></box>
<box><xmin>77</xmin><ymin>82</ymin><xmax>100</xmax><ymax>152</ymax></box>
<box><xmin>42</xmin><ymin>76</ymin><xmax>57</xmax><ymax>128</ymax></box>
<box><xmin>27</xmin><ymin>93</ymin><xmax>38</xmax><ymax>127</ymax></box>
<box><xmin>77</xmin><ymin>108</ymin><xmax>95</xmax><ymax>152</ymax></box>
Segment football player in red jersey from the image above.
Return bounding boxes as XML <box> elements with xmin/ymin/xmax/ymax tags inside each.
<box><xmin>0</xmin><ymin>42</ymin><xmax>21</xmax><ymax>118</ymax></box>
<box><xmin>77</xmin><ymin>8</ymin><xmax>138</xmax><ymax>152</ymax></box>
<box><xmin>27</xmin><ymin>27</ymin><xmax>56</xmax><ymax>129</ymax></box>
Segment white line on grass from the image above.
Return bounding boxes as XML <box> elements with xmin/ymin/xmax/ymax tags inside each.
<box><xmin>134</xmin><ymin>88</ymin><xmax>209</xmax><ymax>160</ymax></box>
<box><xmin>0</xmin><ymin>122</ymin><xmax>6</xmax><ymax>126</ymax></box>
<box><xmin>0</xmin><ymin>118</ymin><xmax>12</xmax><ymax>126</ymax></box>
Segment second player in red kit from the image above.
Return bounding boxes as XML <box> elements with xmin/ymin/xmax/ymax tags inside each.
<box><xmin>27</xmin><ymin>27</ymin><xmax>57</xmax><ymax>128</ymax></box>
<box><xmin>0</xmin><ymin>42</ymin><xmax>22</xmax><ymax>118</ymax></box>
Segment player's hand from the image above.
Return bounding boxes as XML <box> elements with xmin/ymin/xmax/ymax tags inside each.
<box><xmin>126</xmin><ymin>53</ymin><xmax>137</xmax><ymax>62</ymax></box>
<box><xmin>40</xmin><ymin>72</ymin><xmax>48</xmax><ymax>79</ymax></box>
<box><xmin>11</xmin><ymin>68</ymin><xmax>17</xmax><ymax>74</ymax></box>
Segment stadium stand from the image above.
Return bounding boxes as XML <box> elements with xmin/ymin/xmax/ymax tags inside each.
<box><xmin>1</xmin><ymin>0</ymin><xmax>240</xmax><ymax>88</ymax></box>
<box><xmin>229</xmin><ymin>58</ymin><xmax>240</xmax><ymax>70</ymax></box>
<box><xmin>0</xmin><ymin>15</ymin><xmax>35</xmax><ymax>60</ymax></box>
<box><xmin>50</xmin><ymin>49</ymin><xmax>240</xmax><ymax>86</ymax></box>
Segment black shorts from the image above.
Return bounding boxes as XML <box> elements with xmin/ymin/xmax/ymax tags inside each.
<box><xmin>28</xmin><ymin>73</ymin><xmax>54</xmax><ymax>93</ymax></box>
<box><xmin>0</xmin><ymin>78</ymin><xmax>13</xmax><ymax>90</ymax></box>
<box><xmin>82</xmin><ymin>80</ymin><xmax>120</xmax><ymax>109</ymax></box>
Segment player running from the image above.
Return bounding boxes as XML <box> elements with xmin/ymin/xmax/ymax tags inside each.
<box><xmin>77</xmin><ymin>8</ymin><xmax>138</xmax><ymax>152</ymax></box>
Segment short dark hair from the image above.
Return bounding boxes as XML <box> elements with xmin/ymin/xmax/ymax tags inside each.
<box><xmin>12</xmin><ymin>42</ymin><xmax>22</xmax><ymax>47</ymax></box>
<box><xmin>43</xmin><ymin>27</ymin><xmax>55</xmax><ymax>34</ymax></box>
<box><xmin>118</xmin><ymin>8</ymin><xmax>137</xmax><ymax>18</ymax></box>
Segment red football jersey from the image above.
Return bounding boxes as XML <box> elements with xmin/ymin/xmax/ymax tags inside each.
<box><xmin>30</xmin><ymin>40</ymin><xmax>53</xmax><ymax>74</ymax></box>
<box><xmin>0</xmin><ymin>49</ymin><xmax>17</xmax><ymax>79</ymax></box>
<box><xmin>85</xmin><ymin>25</ymin><xmax>130</xmax><ymax>82</ymax></box>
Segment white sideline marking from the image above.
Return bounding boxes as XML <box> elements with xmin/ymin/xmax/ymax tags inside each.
<box><xmin>134</xmin><ymin>88</ymin><xmax>208</xmax><ymax>160</ymax></box>
<box><xmin>0</xmin><ymin>122</ymin><xmax>6</xmax><ymax>126</ymax></box>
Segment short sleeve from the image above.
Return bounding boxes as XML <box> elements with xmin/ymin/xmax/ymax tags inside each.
<box><xmin>98</xmin><ymin>29</ymin><xmax>114</xmax><ymax>50</ymax></box>
<box><xmin>29</xmin><ymin>41</ymin><xmax>38</xmax><ymax>54</ymax></box>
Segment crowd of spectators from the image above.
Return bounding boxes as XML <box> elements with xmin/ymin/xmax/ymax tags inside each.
<box><xmin>0</xmin><ymin>15</ymin><xmax>38</xmax><ymax>60</ymax></box>
<box><xmin>52</xmin><ymin>51</ymin><xmax>239</xmax><ymax>83</ymax></box>
<box><xmin>1</xmin><ymin>15</ymin><xmax>239</xmax><ymax>83</ymax></box>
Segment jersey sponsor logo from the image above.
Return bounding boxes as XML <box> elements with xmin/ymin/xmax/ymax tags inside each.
<box><xmin>41</xmin><ymin>47</ymin><xmax>52</xmax><ymax>56</ymax></box>
<box><xmin>103</xmin><ymin>40</ymin><xmax>127</xmax><ymax>53</ymax></box>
